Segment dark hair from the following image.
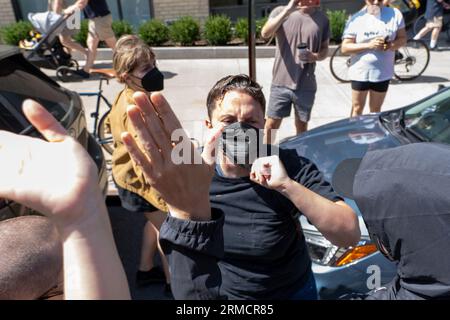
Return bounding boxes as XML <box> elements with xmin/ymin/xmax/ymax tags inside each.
<box><xmin>206</xmin><ymin>74</ymin><xmax>266</xmax><ymax>119</ymax></box>
<box><xmin>0</xmin><ymin>216</ymin><xmax>62</xmax><ymax>299</ymax></box>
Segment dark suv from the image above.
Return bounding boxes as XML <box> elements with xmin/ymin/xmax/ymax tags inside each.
<box><xmin>0</xmin><ymin>45</ymin><xmax>107</xmax><ymax>221</ymax></box>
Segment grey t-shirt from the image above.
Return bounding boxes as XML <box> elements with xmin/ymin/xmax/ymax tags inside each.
<box><xmin>270</xmin><ymin>7</ymin><xmax>330</xmax><ymax>91</ymax></box>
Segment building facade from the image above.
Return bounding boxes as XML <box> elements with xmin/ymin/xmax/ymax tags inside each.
<box><xmin>0</xmin><ymin>0</ymin><xmax>210</xmax><ymax>27</ymax></box>
<box><xmin>1</xmin><ymin>0</ymin><xmax>362</xmax><ymax>28</ymax></box>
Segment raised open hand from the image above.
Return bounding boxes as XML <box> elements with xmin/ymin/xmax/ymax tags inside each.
<box><xmin>122</xmin><ymin>92</ymin><xmax>223</xmax><ymax>221</ymax></box>
<box><xmin>0</xmin><ymin>100</ymin><xmax>101</xmax><ymax>229</ymax></box>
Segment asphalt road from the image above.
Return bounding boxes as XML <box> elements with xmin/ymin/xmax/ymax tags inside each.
<box><xmin>107</xmin><ymin>198</ymin><xmax>172</xmax><ymax>300</ymax></box>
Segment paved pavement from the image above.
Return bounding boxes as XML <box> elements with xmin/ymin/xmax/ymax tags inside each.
<box><xmin>54</xmin><ymin>44</ymin><xmax>450</xmax><ymax>147</ymax></box>
<box><xmin>43</xmin><ymin>42</ymin><xmax>450</xmax><ymax>300</ymax></box>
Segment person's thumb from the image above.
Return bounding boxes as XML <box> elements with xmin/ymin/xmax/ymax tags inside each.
<box><xmin>22</xmin><ymin>100</ymin><xmax>68</xmax><ymax>142</ymax></box>
<box><xmin>202</xmin><ymin>123</ymin><xmax>225</xmax><ymax>166</ymax></box>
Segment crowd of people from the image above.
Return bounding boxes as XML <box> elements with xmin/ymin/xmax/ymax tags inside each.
<box><xmin>0</xmin><ymin>0</ymin><xmax>449</xmax><ymax>300</ymax></box>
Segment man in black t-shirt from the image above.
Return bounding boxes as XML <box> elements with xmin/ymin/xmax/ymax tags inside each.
<box><xmin>123</xmin><ymin>75</ymin><xmax>361</xmax><ymax>300</ymax></box>
<box><xmin>65</xmin><ymin>0</ymin><xmax>117</xmax><ymax>77</ymax></box>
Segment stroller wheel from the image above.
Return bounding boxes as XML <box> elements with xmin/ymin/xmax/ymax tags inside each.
<box><xmin>69</xmin><ymin>59</ymin><xmax>79</xmax><ymax>69</ymax></box>
<box><xmin>56</xmin><ymin>66</ymin><xmax>74</xmax><ymax>82</ymax></box>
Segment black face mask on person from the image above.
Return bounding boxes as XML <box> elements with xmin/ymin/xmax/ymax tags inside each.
<box><xmin>220</xmin><ymin>122</ymin><xmax>264</xmax><ymax>170</ymax></box>
<box><xmin>130</xmin><ymin>67</ymin><xmax>164</xmax><ymax>92</ymax></box>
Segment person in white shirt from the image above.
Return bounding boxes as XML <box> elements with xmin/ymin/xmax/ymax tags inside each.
<box><xmin>341</xmin><ymin>0</ymin><xmax>407</xmax><ymax>117</ymax></box>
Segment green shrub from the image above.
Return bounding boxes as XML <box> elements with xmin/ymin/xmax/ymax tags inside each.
<box><xmin>138</xmin><ymin>19</ymin><xmax>169</xmax><ymax>46</ymax></box>
<box><xmin>234</xmin><ymin>18</ymin><xmax>248</xmax><ymax>42</ymax></box>
<box><xmin>0</xmin><ymin>21</ymin><xmax>33</xmax><ymax>46</ymax></box>
<box><xmin>73</xmin><ymin>19</ymin><xmax>89</xmax><ymax>46</ymax></box>
<box><xmin>112</xmin><ymin>20</ymin><xmax>134</xmax><ymax>39</ymax></box>
<box><xmin>234</xmin><ymin>17</ymin><xmax>268</xmax><ymax>43</ymax></box>
<box><xmin>204</xmin><ymin>15</ymin><xmax>232</xmax><ymax>45</ymax></box>
<box><xmin>256</xmin><ymin>17</ymin><xmax>268</xmax><ymax>38</ymax></box>
<box><xmin>169</xmin><ymin>16</ymin><xmax>200</xmax><ymax>46</ymax></box>
<box><xmin>326</xmin><ymin>10</ymin><xmax>348</xmax><ymax>42</ymax></box>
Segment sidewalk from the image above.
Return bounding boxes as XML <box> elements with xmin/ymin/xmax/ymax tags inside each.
<box><xmin>50</xmin><ymin>49</ymin><xmax>450</xmax><ymax>195</ymax></box>
<box><xmin>59</xmin><ymin>49</ymin><xmax>450</xmax><ymax>144</ymax></box>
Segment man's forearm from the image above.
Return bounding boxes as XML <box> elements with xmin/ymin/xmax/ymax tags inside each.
<box><xmin>314</xmin><ymin>42</ymin><xmax>329</xmax><ymax>61</ymax></box>
<box><xmin>277</xmin><ymin>179</ymin><xmax>360</xmax><ymax>247</ymax></box>
<box><xmin>60</xmin><ymin>198</ymin><xmax>130</xmax><ymax>300</ymax></box>
<box><xmin>159</xmin><ymin>210</ymin><xmax>226</xmax><ymax>300</ymax></box>
<box><xmin>261</xmin><ymin>7</ymin><xmax>292</xmax><ymax>39</ymax></box>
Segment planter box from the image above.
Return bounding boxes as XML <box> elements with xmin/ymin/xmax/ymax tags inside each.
<box><xmin>73</xmin><ymin>45</ymin><xmax>339</xmax><ymax>61</ymax></box>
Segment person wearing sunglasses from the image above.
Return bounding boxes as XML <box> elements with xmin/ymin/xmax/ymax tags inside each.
<box><xmin>333</xmin><ymin>143</ymin><xmax>450</xmax><ymax>300</ymax></box>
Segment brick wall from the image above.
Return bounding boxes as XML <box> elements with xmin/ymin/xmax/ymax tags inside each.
<box><xmin>153</xmin><ymin>0</ymin><xmax>209</xmax><ymax>23</ymax></box>
<box><xmin>0</xmin><ymin>0</ymin><xmax>17</xmax><ymax>27</ymax></box>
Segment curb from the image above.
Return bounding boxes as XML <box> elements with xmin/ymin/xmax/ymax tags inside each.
<box><xmin>73</xmin><ymin>45</ymin><xmax>339</xmax><ymax>61</ymax></box>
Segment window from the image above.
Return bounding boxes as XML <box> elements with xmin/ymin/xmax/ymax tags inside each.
<box><xmin>119</xmin><ymin>0</ymin><xmax>151</xmax><ymax>28</ymax></box>
<box><xmin>210</xmin><ymin>0</ymin><xmax>286</xmax><ymax>20</ymax></box>
<box><xmin>14</xmin><ymin>0</ymin><xmax>48</xmax><ymax>20</ymax></box>
<box><xmin>405</xmin><ymin>90</ymin><xmax>450</xmax><ymax>144</ymax></box>
<box><xmin>14</xmin><ymin>0</ymin><xmax>153</xmax><ymax>29</ymax></box>
<box><xmin>0</xmin><ymin>55</ymin><xmax>73</xmax><ymax>133</ymax></box>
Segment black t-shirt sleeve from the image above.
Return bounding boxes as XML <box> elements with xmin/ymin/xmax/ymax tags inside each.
<box><xmin>294</xmin><ymin>157</ymin><xmax>343</xmax><ymax>203</ymax></box>
<box><xmin>280</xmin><ymin>148</ymin><xmax>343</xmax><ymax>208</ymax></box>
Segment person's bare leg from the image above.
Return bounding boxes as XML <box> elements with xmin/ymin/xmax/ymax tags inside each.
<box><xmin>146</xmin><ymin>211</ymin><xmax>170</xmax><ymax>285</ymax></box>
<box><xmin>264</xmin><ymin>117</ymin><xmax>282</xmax><ymax>144</ymax></box>
<box><xmin>351</xmin><ymin>90</ymin><xmax>369</xmax><ymax>117</ymax></box>
<box><xmin>294</xmin><ymin>111</ymin><xmax>308</xmax><ymax>135</ymax></box>
<box><xmin>430</xmin><ymin>26</ymin><xmax>442</xmax><ymax>48</ymax></box>
<box><xmin>83</xmin><ymin>32</ymin><xmax>99</xmax><ymax>72</ymax></box>
<box><xmin>414</xmin><ymin>26</ymin><xmax>432</xmax><ymax>40</ymax></box>
<box><xmin>139</xmin><ymin>212</ymin><xmax>159</xmax><ymax>272</ymax></box>
<box><xmin>104</xmin><ymin>36</ymin><xmax>117</xmax><ymax>49</ymax></box>
<box><xmin>59</xmin><ymin>35</ymin><xmax>88</xmax><ymax>59</ymax></box>
<box><xmin>368</xmin><ymin>90</ymin><xmax>388</xmax><ymax>114</ymax></box>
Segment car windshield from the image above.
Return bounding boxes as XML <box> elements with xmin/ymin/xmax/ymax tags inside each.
<box><xmin>0</xmin><ymin>55</ymin><xmax>72</xmax><ymax>134</ymax></box>
<box><xmin>404</xmin><ymin>89</ymin><xmax>450</xmax><ymax>144</ymax></box>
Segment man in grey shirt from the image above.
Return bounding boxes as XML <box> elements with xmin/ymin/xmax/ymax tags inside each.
<box><xmin>261</xmin><ymin>0</ymin><xmax>330</xmax><ymax>144</ymax></box>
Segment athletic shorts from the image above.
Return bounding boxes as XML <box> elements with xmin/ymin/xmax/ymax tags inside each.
<box><xmin>351</xmin><ymin>80</ymin><xmax>390</xmax><ymax>93</ymax></box>
<box><xmin>114</xmin><ymin>182</ymin><xmax>159</xmax><ymax>213</ymax></box>
<box><xmin>267</xmin><ymin>85</ymin><xmax>316</xmax><ymax>122</ymax></box>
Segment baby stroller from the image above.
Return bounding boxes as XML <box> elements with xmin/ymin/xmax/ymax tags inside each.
<box><xmin>22</xmin><ymin>11</ymin><xmax>81</xmax><ymax>82</ymax></box>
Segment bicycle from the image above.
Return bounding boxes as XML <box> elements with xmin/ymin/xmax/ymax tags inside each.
<box><xmin>78</xmin><ymin>69</ymin><xmax>115</xmax><ymax>155</ymax></box>
<box><xmin>413</xmin><ymin>11</ymin><xmax>450</xmax><ymax>42</ymax></box>
<box><xmin>329</xmin><ymin>39</ymin><xmax>430</xmax><ymax>83</ymax></box>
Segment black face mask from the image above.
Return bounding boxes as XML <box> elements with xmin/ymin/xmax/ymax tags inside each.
<box><xmin>131</xmin><ymin>67</ymin><xmax>164</xmax><ymax>92</ymax></box>
<box><xmin>220</xmin><ymin>122</ymin><xmax>263</xmax><ymax>170</ymax></box>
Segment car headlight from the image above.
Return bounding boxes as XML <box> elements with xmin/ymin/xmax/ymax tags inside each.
<box><xmin>304</xmin><ymin>229</ymin><xmax>378</xmax><ymax>267</ymax></box>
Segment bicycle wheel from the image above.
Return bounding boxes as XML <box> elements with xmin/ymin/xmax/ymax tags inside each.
<box><xmin>413</xmin><ymin>14</ymin><xmax>430</xmax><ymax>41</ymax></box>
<box><xmin>69</xmin><ymin>59</ymin><xmax>79</xmax><ymax>70</ymax></box>
<box><xmin>394</xmin><ymin>39</ymin><xmax>430</xmax><ymax>81</ymax></box>
<box><xmin>97</xmin><ymin>110</ymin><xmax>114</xmax><ymax>155</ymax></box>
<box><xmin>447</xmin><ymin>23</ymin><xmax>450</xmax><ymax>43</ymax></box>
<box><xmin>56</xmin><ymin>66</ymin><xmax>74</xmax><ymax>82</ymax></box>
<box><xmin>329</xmin><ymin>45</ymin><xmax>351</xmax><ymax>83</ymax></box>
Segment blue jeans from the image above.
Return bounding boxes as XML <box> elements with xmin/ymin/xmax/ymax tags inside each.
<box><xmin>290</xmin><ymin>272</ymin><xmax>319</xmax><ymax>300</ymax></box>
